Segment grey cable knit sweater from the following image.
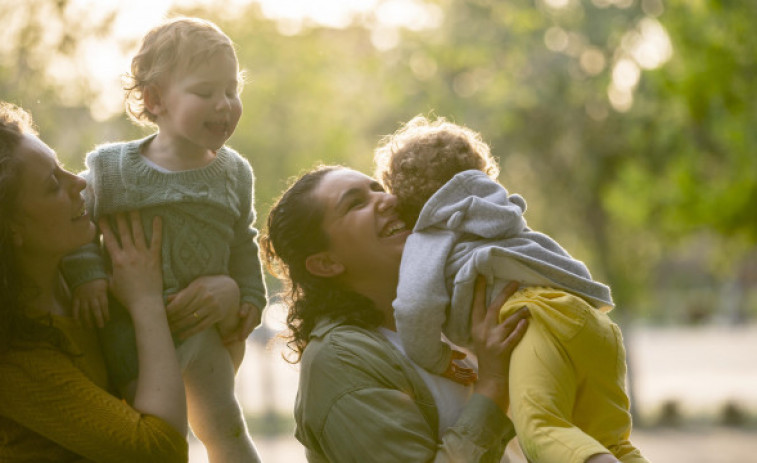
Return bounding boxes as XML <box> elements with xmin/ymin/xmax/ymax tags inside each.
<box><xmin>394</xmin><ymin>170</ymin><xmax>612</xmax><ymax>375</ymax></box>
<box><xmin>61</xmin><ymin>135</ymin><xmax>267</xmax><ymax>308</ymax></box>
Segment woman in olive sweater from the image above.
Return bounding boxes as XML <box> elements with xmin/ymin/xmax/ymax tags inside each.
<box><xmin>262</xmin><ymin>165</ymin><xmax>530</xmax><ymax>462</ymax></box>
<box><xmin>0</xmin><ymin>101</ymin><xmax>190</xmax><ymax>462</ymax></box>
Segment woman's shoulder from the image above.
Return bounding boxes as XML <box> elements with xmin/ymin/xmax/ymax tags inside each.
<box><xmin>301</xmin><ymin>321</ymin><xmax>411</xmax><ymax>384</ymax></box>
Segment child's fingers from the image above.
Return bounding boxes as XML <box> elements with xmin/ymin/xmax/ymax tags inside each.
<box><xmin>238</xmin><ymin>307</ymin><xmax>261</xmax><ymax>341</ymax></box>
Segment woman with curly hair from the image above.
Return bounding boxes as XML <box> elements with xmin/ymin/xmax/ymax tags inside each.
<box><xmin>0</xmin><ymin>101</ymin><xmax>188</xmax><ymax>462</ymax></box>
<box><xmin>261</xmin><ymin>164</ymin><xmax>531</xmax><ymax>462</ymax></box>
<box><xmin>374</xmin><ymin>115</ymin><xmax>647</xmax><ymax>463</ymax></box>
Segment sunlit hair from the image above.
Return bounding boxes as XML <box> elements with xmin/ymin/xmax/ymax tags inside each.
<box><xmin>0</xmin><ymin>102</ymin><xmax>65</xmax><ymax>354</ymax></box>
<box><xmin>261</xmin><ymin>165</ymin><xmax>383</xmax><ymax>363</ymax></box>
<box><xmin>124</xmin><ymin>17</ymin><xmax>241</xmax><ymax>126</ymax></box>
<box><xmin>374</xmin><ymin>115</ymin><xmax>500</xmax><ymax>227</ymax></box>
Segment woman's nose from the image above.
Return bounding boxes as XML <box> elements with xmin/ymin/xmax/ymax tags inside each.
<box><xmin>376</xmin><ymin>192</ymin><xmax>397</xmax><ymax>214</ymax></box>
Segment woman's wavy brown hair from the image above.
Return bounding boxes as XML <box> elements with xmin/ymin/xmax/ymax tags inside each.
<box><xmin>0</xmin><ymin>102</ymin><xmax>66</xmax><ymax>354</ymax></box>
<box><xmin>374</xmin><ymin>115</ymin><xmax>499</xmax><ymax>227</ymax></box>
<box><xmin>260</xmin><ymin>165</ymin><xmax>383</xmax><ymax>363</ymax></box>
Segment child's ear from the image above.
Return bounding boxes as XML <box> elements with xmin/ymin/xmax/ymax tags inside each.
<box><xmin>143</xmin><ymin>84</ymin><xmax>164</xmax><ymax>117</ymax></box>
<box><xmin>305</xmin><ymin>252</ymin><xmax>345</xmax><ymax>278</ymax></box>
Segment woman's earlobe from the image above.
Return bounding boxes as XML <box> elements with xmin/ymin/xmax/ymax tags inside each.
<box><xmin>305</xmin><ymin>252</ymin><xmax>345</xmax><ymax>278</ymax></box>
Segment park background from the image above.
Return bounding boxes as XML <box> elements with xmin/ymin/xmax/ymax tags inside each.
<box><xmin>2</xmin><ymin>0</ymin><xmax>755</xmax><ymax>461</ymax></box>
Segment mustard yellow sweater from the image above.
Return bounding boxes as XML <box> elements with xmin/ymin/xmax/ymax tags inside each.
<box><xmin>0</xmin><ymin>315</ymin><xmax>188</xmax><ymax>463</ymax></box>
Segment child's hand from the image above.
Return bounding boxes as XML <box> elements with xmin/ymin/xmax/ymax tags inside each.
<box><xmin>441</xmin><ymin>350</ymin><xmax>478</xmax><ymax>385</ymax></box>
<box><xmin>220</xmin><ymin>302</ymin><xmax>262</xmax><ymax>343</ymax></box>
<box><xmin>72</xmin><ymin>279</ymin><xmax>109</xmax><ymax>328</ymax></box>
<box><xmin>236</xmin><ymin>302</ymin><xmax>262</xmax><ymax>341</ymax></box>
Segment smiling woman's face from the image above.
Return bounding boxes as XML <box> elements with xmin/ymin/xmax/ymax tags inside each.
<box><xmin>10</xmin><ymin>134</ymin><xmax>94</xmax><ymax>262</ymax></box>
<box><xmin>311</xmin><ymin>168</ymin><xmax>411</xmax><ymax>294</ymax></box>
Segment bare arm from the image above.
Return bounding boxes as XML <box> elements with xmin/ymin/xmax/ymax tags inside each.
<box><xmin>101</xmin><ymin>212</ymin><xmax>186</xmax><ymax>435</ymax></box>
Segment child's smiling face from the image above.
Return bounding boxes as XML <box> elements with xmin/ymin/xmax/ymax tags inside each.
<box><xmin>154</xmin><ymin>48</ymin><xmax>242</xmax><ymax>153</ymax></box>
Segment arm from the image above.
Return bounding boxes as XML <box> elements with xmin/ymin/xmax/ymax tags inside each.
<box><xmin>101</xmin><ymin>212</ymin><xmax>187</xmax><ymax>435</ymax></box>
<box><xmin>62</xmin><ymin>170</ymin><xmax>111</xmax><ymax>328</ymax></box>
<box><xmin>228</xmin><ymin>160</ymin><xmax>267</xmax><ymax>311</ymax></box>
<box><xmin>394</xmin><ymin>232</ymin><xmax>456</xmax><ymax>375</ymax></box>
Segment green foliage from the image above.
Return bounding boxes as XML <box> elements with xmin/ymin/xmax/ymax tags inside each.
<box><xmin>2</xmin><ymin>0</ymin><xmax>754</xmax><ymax>318</ymax></box>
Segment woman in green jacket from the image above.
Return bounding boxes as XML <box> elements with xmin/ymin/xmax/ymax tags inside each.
<box><xmin>262</xmin><ymin>165</ymin><xmax>530</xmax><ymax>462</ymax></box>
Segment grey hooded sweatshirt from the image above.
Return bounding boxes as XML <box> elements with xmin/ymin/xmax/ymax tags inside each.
<box><xmin>393</xmin><ymin>170</ymin><xmax>614</xmax><ymax>375</ymax></box>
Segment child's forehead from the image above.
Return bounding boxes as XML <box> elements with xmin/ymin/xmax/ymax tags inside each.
<box><xmin>169</xmin><ymin>48</ymin><xmax>239</xmax><ymax>81</ymax></box>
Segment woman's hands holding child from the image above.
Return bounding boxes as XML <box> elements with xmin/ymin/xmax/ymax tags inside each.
<box><xmin>99</xmin><ymin>211</ymin><xmax>164</xmax><ymax>317</ymax></box>
<box><xmin>470</xmin><ymin>277</ymin><xmax>529</xmax><ymax>414</ymax></box>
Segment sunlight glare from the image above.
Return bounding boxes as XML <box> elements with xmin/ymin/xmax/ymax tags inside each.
<box><xmin>626</xmin><ymin>17</ymin><xmax>673</xmax><ymax>70</ymax></box>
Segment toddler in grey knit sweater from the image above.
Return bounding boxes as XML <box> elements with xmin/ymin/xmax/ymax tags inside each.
<box><xmin>62</xmin><ymin>18</ymin><xmax>265</xmax><ymax>463</ymax></box>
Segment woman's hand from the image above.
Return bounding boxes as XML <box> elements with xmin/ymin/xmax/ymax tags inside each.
<box><xmin>101</xmin><ymin>211</ymin><xmax>187</xmax><ymax>434</ymax></box>
<box><xmin>100</xmin><ymin>211</ymin><xmax>163</xmax><ymax>314</ymax></box>
<box><xmin>470</xmin><ymin>277</ymin><xmax>529</xmax><ymax>413</ymax></box>
<box><xmin>166</xmin><ymin>275</ymin><xmax>240</xmax><ymax>340</ymax></box>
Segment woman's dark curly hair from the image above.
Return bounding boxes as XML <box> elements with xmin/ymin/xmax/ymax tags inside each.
<box><xmin>0</xmin><ymin>102</ymin><xmax>65</xmax><ymax>354</ymax></box>
<box><xmin>374</xmin><ymin>115</ymin><xmax>499</xmax><ymax>227</ymax></box>
<box><xmin>260</xmin><ymin>165</ymin><xmax>384</xmax><ymax>363</ymax></box>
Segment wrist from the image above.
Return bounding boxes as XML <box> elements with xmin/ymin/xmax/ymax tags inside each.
<box><xmin>474</xmin><ymin>377</ymin><xmax>509</xmax><ymax>414</ymax></box>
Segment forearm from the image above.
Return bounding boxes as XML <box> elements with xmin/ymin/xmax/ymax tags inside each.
<box><xmin>131</xmin><ymin>295</ymin><xmax>187</xmax><ymax>435</ymax></box>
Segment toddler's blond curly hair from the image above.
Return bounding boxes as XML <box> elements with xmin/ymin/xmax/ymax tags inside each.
<box><xmin>123</xmin><ymin>17</ymin><xmax>239</xmax><ymax>127</ymax></box>
<box><xmin>374</xmin><ymin>115</ymin><xmax>499</xmax><ymax>226</ymax></box>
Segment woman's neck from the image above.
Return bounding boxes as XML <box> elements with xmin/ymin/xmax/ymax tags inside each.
<box><xmin>18</xmin><ymin>256</ymin><xmax>68</xmax><ymax>318</ymax></box>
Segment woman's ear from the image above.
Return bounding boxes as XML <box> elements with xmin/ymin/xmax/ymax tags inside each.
<box><xmin>305</xmin><ymin>252</ymin><xmax>345</xmax><ymax>278</ymax></box>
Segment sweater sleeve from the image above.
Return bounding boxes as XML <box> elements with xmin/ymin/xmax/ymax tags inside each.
<box><xmin>227</xmin><ymin>157</ymin><xmax>267</xmax><ymax>309</ymax></box>
<box><xmin>60</xmin><ymin>169</ymin><xmax>109</xmax><ymax>289</ymax></box>
<box><xmin>0</xmin><ymin>348</ymin><xmax>188</xmax><ymax>463</ymax></box>
<box><xmin>505</xmin><ymin>297</ymin><xmax>609</xmax><ymax>463</ymax></box>
<box><xmin>394</xmin><ymin>231</ymin><xmax>456</xmax><ymax>375</ymax></box>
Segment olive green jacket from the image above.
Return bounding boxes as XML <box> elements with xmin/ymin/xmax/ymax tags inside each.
<box><xmin>294</xmin><ymin>318</ymin><xmax>515</xmax><ymax>462</ymax></box>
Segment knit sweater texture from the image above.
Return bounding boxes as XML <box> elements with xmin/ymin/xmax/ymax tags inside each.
<box><xmin>0</xmin><ymin>315</ymin><xmax>188</xmax><ymax>462</ymax></box>
<box><xmin>61</xmin><ymin>136</ymin><xmax>266</xmax><ymax>308</ymax></box>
